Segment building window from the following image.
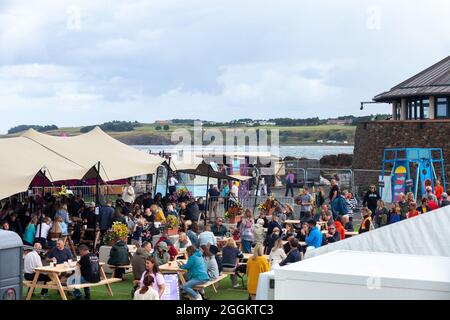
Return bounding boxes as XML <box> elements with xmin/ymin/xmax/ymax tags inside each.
<box><xmin>407</xmin><ymin>98</ymin><xmax>435</xmax><ymax>120</ymax></box>
<box><xmin>436</xmin><ymin>97</ymin><xmax>449</xmax><ymax>118</ymax></box>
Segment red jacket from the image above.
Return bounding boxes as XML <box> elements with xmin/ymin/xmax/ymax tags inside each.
<box><xmin>156</xmin><ymin>237</ymin><xmax>178</xmax><ymax>259</ymax></box>
<box><xmin>334</xmin><ymin>221</ymin><xmax>346</xmax><ymax>240</ymax></box>
<box><xmin>407</xmin><ymin>210</ymin><xmax>419</xmax><ymax>218</ymax></box>
<box><xmin>428</xmin><ymin>200</ymin><xmax>439</xmax><ymax>211</ymax></box>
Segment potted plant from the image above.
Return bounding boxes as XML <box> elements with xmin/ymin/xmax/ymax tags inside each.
<box><xmin>164</xmin><ymin>215</ymin><xmax>179</xmax><ymax>236</ymax></box>
<box><xmin>225</xmin><ymin>202</ymin><xmax>244</xmax><ymax>223</ymax></box>
<box><xmin>257</xmin><ymin>195</ymin><xmax>277</xmax><ymax>215</ymax></box>
<box><xmin>103</xmin><ymin>222</ymin><xmax>128</xmax><ymax>246</ymax></box>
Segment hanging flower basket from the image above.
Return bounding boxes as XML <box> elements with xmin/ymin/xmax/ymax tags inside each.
<box><xmin>225</xmin><ymin>202</ymin><xmax>245</xmax><ymax>223</ymax></box>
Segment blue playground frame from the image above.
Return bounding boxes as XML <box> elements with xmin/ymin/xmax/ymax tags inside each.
<box><xmin>381</xmin><ymin>148</ymin><xmax>446</xmax><ymax>202</ymax></box>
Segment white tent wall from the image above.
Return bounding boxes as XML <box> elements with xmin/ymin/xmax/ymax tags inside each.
<box><xmin>305</xmin><ymin>205</ymin><xmax>450</xmax><ymax>259</ymax></box>
<box><xmin>0</xmin><ymin>137</ymin><xmax>87</xmax><ymax>200</ymax></box>
<box><xmin>21</xmin><ymin>127</ymin><xmax>166</xmax><ymax>182</ymax></box>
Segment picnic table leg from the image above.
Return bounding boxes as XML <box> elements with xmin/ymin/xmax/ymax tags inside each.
<box><xmin>50</xmin><ymin>273</ymin><xmax>68</xmax><ymax>300</ymax></box>
<box><xmin>25</xmin><ymin>271</ymin><xmax>41</xmax><ymax>300</ymax></box>
<box><xmin>212</xmin><ymin>283</ymin><xmax>218</xmax><ymax>294</ymax></box>
<box><xmin>65</xmin><ymin>235</ymin><xmax>77</xmax><ymax>258</ymax></box>
<box><xmin>100</xmin><ymin>266</ymin><xmax>114</xmax><ymax>297</ymax></box>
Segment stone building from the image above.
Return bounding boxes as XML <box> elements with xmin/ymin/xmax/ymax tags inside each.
<box><xmin>353</xmin><ymin>55</ymin><xmax>450</xmax><ymax>195</ymax></box>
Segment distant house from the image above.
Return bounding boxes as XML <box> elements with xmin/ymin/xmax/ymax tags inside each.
<box><xmin>326</xmin><ymin>119</ymin><xmax>353</xmax><ymax>125</ymax></box>
<box><xmin>155</xmin><ymin>120</ymin><xmax>173</xmax><ymax>125</ymax></box>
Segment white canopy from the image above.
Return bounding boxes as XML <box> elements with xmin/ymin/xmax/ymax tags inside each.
<box><xmin>21</xmin><ymin>127</ymin><xmax>166</xmax><ymax>182</ymax></box>
<box><xmin>305</xmin><ymin>205</ymin><xmax>450</xmax><ymax>259</ymax></box>
<box><xmin>0</xmin><ymin>137</ymin><xmax>87</xmax><ymax>200</ymax></box>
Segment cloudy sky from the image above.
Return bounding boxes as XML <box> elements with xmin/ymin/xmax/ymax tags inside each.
<box><xmin>0</xmin><ymin>0</ymin><xmax>449</xmax><ymax>133</ymax></box>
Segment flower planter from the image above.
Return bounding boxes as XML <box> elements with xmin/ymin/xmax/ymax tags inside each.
<box><xmin>167</xmin><ymin>227</ymin><xmax>179</xmax><ymax>236</ymax></box>
<box><xmin>228</xmin><ymin>215</ymin><xmax>242</xmax><ymax>224</ymax></box>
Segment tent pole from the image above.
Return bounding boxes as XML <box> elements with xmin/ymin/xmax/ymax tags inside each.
<box><xmin>205</xmin><ymin>165</ymin><xmax>211</xmax><ymax>225</ymax></box>
<box><xmin>96</xmin><ymin>161</ymin><xmax>100</xmax><ymax>206</ymax></box>
<box><xmin>39</xmin><ymin>169</ymin><xmax>46</xmax><ymax>240</ymax></box>
<box><xmin>165</xmin><ymin>157</ymin><xmax>172</xmax><ymax>196</ymax></box>
<box><xmin>253</xmin><ymin>174</ymin><xmax>260</xmax><ymax>215</ymax></box>
<box><xmin>154</xmin><ymin>167</ymin><xmax>159</xmax><ymax>195</ymax></box>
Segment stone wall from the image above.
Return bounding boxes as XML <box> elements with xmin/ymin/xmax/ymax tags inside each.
<box><xmin>353</xmin><ymin>120</ymin><xmax>450</xmax><ymax>195</ymax></box>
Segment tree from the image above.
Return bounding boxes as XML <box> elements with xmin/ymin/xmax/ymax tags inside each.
<box><xmin>163</xmin><ymin>125</ymin><xmax>170</xmax><ymax>130</ymax></box>
<box><xmin>155</xmin><ymin>125</ymin><xmax>162</xmax><ymax>130</ymax></box>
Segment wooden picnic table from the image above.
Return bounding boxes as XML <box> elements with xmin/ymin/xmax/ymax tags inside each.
<box><xmin>241</xmin><ymin>253</ymin><xmax>270</xmax><ymax>261</ymax></box>
<box><xmin>25</xmin><ymin>261</ymin><xmax>116</xmax><ymax>300</ymax></box>
<box><xmin>159</xmin><ymin>260</ymin><xmax>188</xmax><ymax>284</ymax></box>
<box><xmin>345</xmin><ymin>231</ymin><xmax>359</xmax><ymax>237</ymax></box>
<box><xmin>284</xmin><ymin>220</ymin><xmax>301</xmax><ymax>225</ymax></box>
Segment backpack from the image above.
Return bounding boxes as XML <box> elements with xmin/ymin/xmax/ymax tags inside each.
<box><xmin>87</xmin><ymin>254</ymin><xmax>101</xmax><ymax>283</ymax></box>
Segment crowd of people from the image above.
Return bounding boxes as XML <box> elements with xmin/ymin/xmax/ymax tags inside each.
<box><xmin>1</xmin><ymin>176</ymin><xmax>449</xmax><ymax>300</ymax></box>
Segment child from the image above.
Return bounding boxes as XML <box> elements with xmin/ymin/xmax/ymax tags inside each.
<box><xmin>133</xmin><ymin>273</ymin><xmax>159</xmax><ymax>300</ymax></box>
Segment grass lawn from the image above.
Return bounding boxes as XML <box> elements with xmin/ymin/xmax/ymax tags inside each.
<box><xmin>23</xmin><ymin>272</ymin><xmax>249</xmax><ymax>301</ymax></box>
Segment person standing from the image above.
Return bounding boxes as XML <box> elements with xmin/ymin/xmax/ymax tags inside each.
<box><xmin>208</xmin><ymin>184</ymin><xmax>220</xmax><ymax>220</ymax></box>
<box><xmin>98</xmin><ymin>200</ymin><xmax>114</xmax><ymax>236</ymax></box>
<box><xmin>299</xmin><ymin>186</ymin><xmax>313</xmax><ymax>222</ymax></box>
<box><xmin>434</xmin><ymin>180</ymin><xmax>444</xmax><ymax>201</ymax></box>
<box><xmin>329</xmin><ymin>179</ymin><xmax>340</xmax><ymax>203</ymax></box>
<box><xmin>374</xmin><ymin>200</ymin><xmax>389</xmax><ymax>228</ymax></box>
<box><xmin>285</xmin><ymin>171</ymin><xmax>295</xmax><ymax>197</ymax></box>
<box><xmin>122</xmin><ymin>181</ymin><xmax>136</xmax><ymax>207</ymax></box>
<box><xmin>23</xmin><ymin>216</ymin><xmax>38</xmax><ymax>246</ymax></box>
<box><xmin>362</xmin><ymin>185</ymin><xmax>380</xmax><ymax>218</ymax></box>
<box><xmin>239</xmin><ymin>209</ymin><xmax>255</xmax><ymax>254</ymax></box>
<box><xmin>168</xmin><ymin>174</ymin><xmax>179</xmax><ymax>196</ymax></box>
<box><xmin>246</xmin><ymin>243</ymin><xmax>269</xmax><ymax>300</ymax></box>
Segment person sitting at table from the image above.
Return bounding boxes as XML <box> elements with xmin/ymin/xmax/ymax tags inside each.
<box><xmin>72</xmin><ymin>244</ymin><xmax>101</xmax><ymax>300</ymax></box>
<box><xmin>151</xmin><ymin>204</ymin><xmax>166</xmax><ymax>223</ymax></box>
<box><xmin>321</xmin><ymin>210</ymin><xmax>334</xmax><ymax>229</ymax></box>
<box><xmin>24</xmin><ymin>243</ymin><xmax>50</xmax><ymax>299</ymax></box>
<box><xmin>198</xmin><ymin>224</ymin><xmax>217</xmax><ymax>247</ymax></box>
<box><xmin>134</xmin><ymin>273</ymin><xmax>159</xmax><ymax>300</ymax></box>
<box><xmin>406</xmin><ymin>202</ymin><xmax>420</xmax><ymax>219</ymax></box>
<box><xmin>296</xmin><ymin>222</ymin><xmax>308</xmax><ymax>242</ymax></box>
<box><xmin>419</xmin><ymin>198</ymin><xmax>431</xmax><ymax>214</ymax></box>
<box><xmin>211</xmin><ymin>217</ymin><xmax>228</xmax><ymax>237</ymax></box>
<box><xmin>334</xmin><ymin>216</ymin><xmax>346</xmax><ymax>240</ymax></box>
<box><xmin>47</xmin><ymin>238</ymin><xmax>73</xmax><ymax>264</ymax></box>
<box><xmin>179</xmin><ymin>245</ymin><xmax>210</xmax><ymax>300</ymax></box>
<box><xmin>253</xmin><ymin>218</ymin><xmax>266</xmax><ymax>246</ymax></box>
<box><xmin>326</xmin><ymin>225</ymin><xmax>340</xmax><ymax>244</ymax></box>
<box><xmin>108</xmin><ymin>236</ymin><xmax>130</xmax><ymax>280</ymax></box>
<box><xmin>165</xmin><ymin>203</ymin><xmax>178</xmax><ymax>217</ymax></box>
<box><xmin>174</xmin><ymin>232</ymin><xmax>192</xmax><ymax>250</ymax></box>
<box><xmin>279</xmin><ymin>238</ymin><xmax>301</xmax><ymax>266</ymax></box>
<box><xmin>139</xmin><ymin>257</ymin><xmax>166</xmax><ymax>299</ymax></box>
<box><xmin>268</xmin><ymin>239</ymin><xmax>287</xmax><ymax>268</ymax></box>
<box><xmin>282</xmin><ymin>233</ymin><xmax>296</xmax><ymax>254</ymax></box>
<box><xmin>152</xmin><ymin>241</ymin><xmax>170</xmax><ymax>265</ymax></box>
<box><xmin>305</xmin><ymin>220</ymin><xmax>322</xmax><ymax>249</ymax></box>
<box><xmin>254</xmin><ymin>211</ymin><xmax>269</xmax><ymax>228</ymax></box>
<box><xmin>246</xmin><ymin>243</ymin><xmax>270</xmax><ymax>300</ymax></box>
<box><xmin>264</xmin><ymin>227</ymin><xmax>281</xmax><ymax>255</ymax></box>
<box><xmin>200</xmin><ymin>244</ymin><xmax>219</xmax><ymax>280</ymax></box>
<box><xmin>155</xmin><ymin>229</ymin><xmax>179</xmax><ymax>260</ymax></box>
<box><xmin>221</xmin><ymin>238</ymin><xmax>244</xmax><ymax>288</ymax></box>
<box><xmin>132</xmin><ymin>242</ymin><xmax>153</xmax><ymax>287</ymax></box>
<box><xmin>186</xmin><ymin>221</ymin><xmax>200</xmax><ymax>248</ymax></box>
<box><xmin>282</xmin><ymin>224</ymin><xmax>296</xmax><ymax>240</ymax></box>
<box><xmin>267</xmin><ymin>214</ymin><xmax>282</xmax><ymax>236</ymax></box>
<box><xmin>112</xmin><ymin>207</ymin><xmax>127</xmax><ymax>225</ymax></box>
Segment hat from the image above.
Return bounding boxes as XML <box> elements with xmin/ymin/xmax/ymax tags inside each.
<box><xmin>442</xmin><ymin>193</ymin><xmax>448</xmax><ymax>199</ymax></box>
<box><xmin>157</xmin><ymin>241</ymin><xmax>169</xmax><ymax>252</ymax></box>
<box><xmin>426</xmin><ymin>186</ymin><xmax>432</xmax><ymax>191</ymax></box>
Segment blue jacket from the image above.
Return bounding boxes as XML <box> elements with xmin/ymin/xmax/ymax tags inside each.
<box><xmin>99</xmin><ymin>205</ymin><xmax>114</xmax><ymax>231</ymax></box>
<box><xmin>306</xmin><ymin>227</ymin><xmax>322</xmax><ymax>248</ymax></box>
<box><xmin>180</xmin><ymin>249</ymin><xmax>209</xmax><ymax>281</ymax></box>
<box><xmin>280</xmin><ymin>249</ymin><xmax>301</xmax><ymax>266</ymax></box>
<box><xmin>331</xmin><ymin>196</ymin><xmax>349</xmax><ymax>217</ymax></box>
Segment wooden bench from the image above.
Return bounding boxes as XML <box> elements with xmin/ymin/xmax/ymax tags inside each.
<box><xmin>193</xmin><ymin>274</ymin><xmax>228</xmax><ymax>294</ymax></box>
<box><xmin>23</xmin><ymin>278</ymin><xmax>122</xmax><ymax>291</ymax></box>
<box><xmin>66</xmin><ymin>278</ymin><xmax>122</xmax><ymax>290</ymax></box>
